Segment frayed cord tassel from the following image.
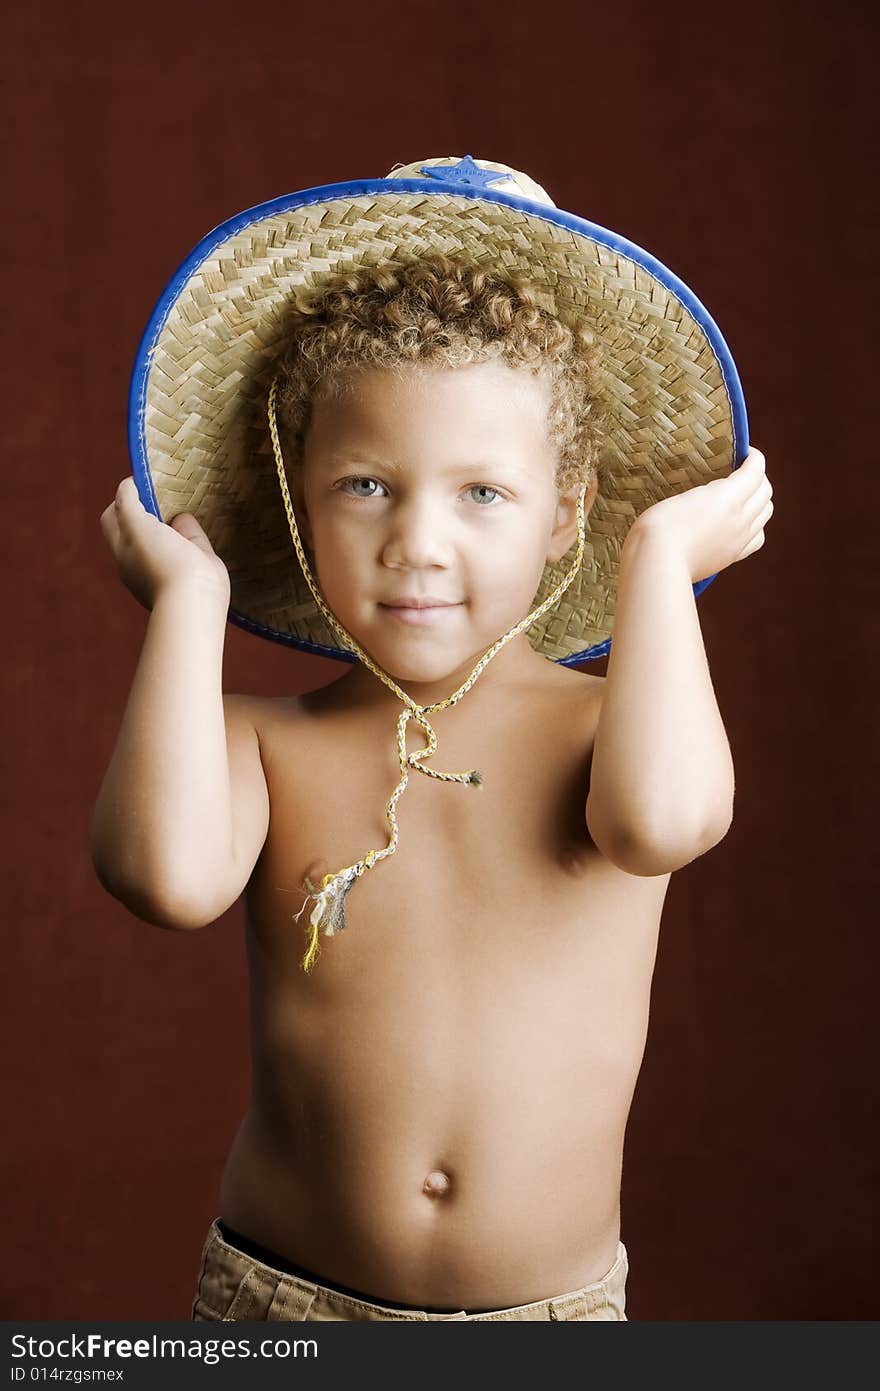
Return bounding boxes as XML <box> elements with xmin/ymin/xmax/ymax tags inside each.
<box><xmin>293</xmin><ymin>864</ymin><xmax>360</xmax><ymax>973</ymax></box>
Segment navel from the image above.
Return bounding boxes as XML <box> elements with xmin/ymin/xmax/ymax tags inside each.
<box><xmin>422</xmin><ymin>1169</ymin><xmax>452</xmax><ymax>1198</ymax></box>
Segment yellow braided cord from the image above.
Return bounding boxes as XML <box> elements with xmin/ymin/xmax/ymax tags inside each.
<box><xmin>267</xmin><ymin>375</ymin><xmax>587</xmax><ymax>971</ymax></box>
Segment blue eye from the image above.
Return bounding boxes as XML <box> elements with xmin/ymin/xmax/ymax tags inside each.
<box><xmin>340</xmin><ymin>477</ymin><xmax>387</xmax><ymax>498</ymax></box>
<box><xmin>338</xmin><ymin>478</ymin><xmax>502</xmax><ymax>504</ymax></box>
<box><xmin>468</xmin><ymin>485</ymin><xmax>500</xmax><ymax>506</ymax></box>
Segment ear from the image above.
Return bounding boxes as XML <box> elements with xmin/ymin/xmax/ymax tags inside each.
<box><xmin>545</xmin><ymin>474</ymin><xmax>598</xmax><ymax>564</ymax></box>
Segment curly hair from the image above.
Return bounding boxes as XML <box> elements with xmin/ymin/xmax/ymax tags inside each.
<box><xmin>274</xmin><ymin>252</ymin><xmax>608</xmax><ymax>495</ymax></box>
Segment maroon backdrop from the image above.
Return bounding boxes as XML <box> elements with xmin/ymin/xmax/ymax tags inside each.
<box><xmin>3</xmin><ymin>0</ymin><xmax>876</xmax><ymax>1320</ymax></box>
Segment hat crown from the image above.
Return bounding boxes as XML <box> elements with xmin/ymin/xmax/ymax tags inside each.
<box><xmin>384</xmin><ymin>154</ymin><xmax>556</xmax><ymax>208</ymax></box>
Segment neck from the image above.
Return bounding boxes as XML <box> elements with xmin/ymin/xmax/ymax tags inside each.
<box><xmin>333</xmin><ymin>630</ymin><xmax>551</xmax><ymax>712</ymax></box>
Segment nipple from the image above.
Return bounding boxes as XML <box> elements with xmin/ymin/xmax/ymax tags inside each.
<box><xmin>423</xmin><ymin>1169</ymin><xmax>452</xmax><ymax>1197</ymax></box>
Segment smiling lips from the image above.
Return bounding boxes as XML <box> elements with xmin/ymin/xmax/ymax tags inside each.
<box><xmin>382</xmin><ymin>596</ymin><xmax>459</xmax><ymax>609</ymax></box>
<box><xmin>379</xmin><ymin>598</ymin><xmax>462</xmax><ymax>625</ymax></box>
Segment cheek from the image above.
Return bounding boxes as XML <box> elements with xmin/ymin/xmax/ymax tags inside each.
<box><xmin>310</xmin><ymin>521</ymin><xmax>368</xmax><ymax>608</ymax></box>
<box><xmin>486</xmin><ymin>514</ymin><xmax>550</xmax><ymax>578</ymax></box>
<box><xmin>466</xmin><ymin>533</ymin><xmax>548</xmax><ymax>618</ymax></box>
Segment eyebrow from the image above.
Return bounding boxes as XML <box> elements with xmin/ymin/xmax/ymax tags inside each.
<box><xmin>322</xmin><ymin>453</ymin><xmax>534</xmax><ymax>477</ymax></box>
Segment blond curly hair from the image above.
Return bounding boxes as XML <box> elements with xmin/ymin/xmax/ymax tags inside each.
<box><xmin>274</xmin><ymin>253</ymin><xmax>608</xmax><ymax>495</ymax></box>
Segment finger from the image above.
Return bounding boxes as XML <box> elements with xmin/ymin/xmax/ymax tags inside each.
<box><xmin>169</xmin><ymin>511</ymin><xmax>215</xmax><ymax>553</ymax></box>
<box><xmin>743</xmin><ymin>476</ymin><xmax>773</xmax><ymax>525</ymax></box>
<box><xmin>168</xmin><ymin>511</ymin><xmax>202</xmax><ymax>535</ymax></box>
<box><xmin>738</xmin><ymin>496</ymin><xmax>774</xmax><ymax>559</ymax></box>
<box><xmin>115</xmin><ymin>476</ymin><xmax>139</xmax><ymax>506</ymax></box>
<box><xmin>100</xmin><ymin>501</ymin><xmax>120</xmax><ymax>544</ymax></box>
<box><xmin>731</xmin><ymin>453</ymin><xmax>768</xmax><ymax>509</ymax></box>
<box><xmin>100</xmin><ymin>492</ymin><xmax>120</xmax><ymax>528</ymax></box>
<box><xmin>116</xmin><ymin>476</ymin><xmax>157</xmax><ymax>521</ymax></box>
<box><xmin>756</xmin><ymin>496</ymin><xmax>774</xmax><ymax>529</ymax></box>
<box><xmin>741</xmin><ymin>500</ymin><xmax>773</xmax><ymax>551</ymax></box>
<box><xmin>730</xmin><ymin>447</ymin><xmax>765</xmax><ymax>488</ymax></box>
<box><xmin>117</xmin><ymin>481</ymin><xmax>164</xmax><ymax>541</ymax></box>
<box><xmin>170</xmin><ymin>511</ymin><xmax>212</xmax><ymax>537</ymax></box>
<box><xmin>737</xmin><ymin>528</ymin><xmax>766</xmax><ymax>561</ymax></box>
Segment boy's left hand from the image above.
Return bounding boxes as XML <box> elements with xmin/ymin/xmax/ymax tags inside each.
<box><xmin>625</xmin><ymin>446</ymin><xmax>774</xmax><ymax>583</ymax></box>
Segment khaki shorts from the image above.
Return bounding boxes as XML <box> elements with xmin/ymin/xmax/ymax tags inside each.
<box><xmin>190</xmin><ymin>1218</ymin><xmax>629</xmax><ymax>1322</ymax></box>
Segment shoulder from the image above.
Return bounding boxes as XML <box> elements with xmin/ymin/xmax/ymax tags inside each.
<box><xmin>542</xmin><ymin>668</ymin><xmax>606</xmax><ymax>758</ymax></box>
<box><xmin>223</xmin><ymin>691</ymin><xmax>305</xmax><ymax>740</ymax></box>
<box><xmin>542</xmin><ymin>664</ymin><xmax>605</xmax><ymax>706</ymax></box>
<box><xmin>223</xmin><ymin>691</ymin><xmax>307</xmax><ymax>715</ymax></box>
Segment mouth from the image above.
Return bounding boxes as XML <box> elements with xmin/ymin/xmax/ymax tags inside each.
<box><xmin>378</xmin><ymin>602</ymin><xmax>462</xmax><ymax>626</ymax></box>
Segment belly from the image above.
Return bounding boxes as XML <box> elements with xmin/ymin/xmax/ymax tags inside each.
<box><xmin>219</xmin><ymin>898</ymin><xmax>656</xmax><ymax>1309</ymax></box>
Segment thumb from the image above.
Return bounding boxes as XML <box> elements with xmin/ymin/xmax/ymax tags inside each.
<box><xmin>168</xmin><ymin>512</ymin><xmax>216</xmax><ymax>554</ymax></box>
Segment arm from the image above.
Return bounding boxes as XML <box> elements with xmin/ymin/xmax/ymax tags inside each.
<box><xmin>586</xmin><ymin>520</ymin><xmax>735</xmax><ymax>875</ymax></box>
<box><xmin>90</xmin><ymin>581</ymin><xmax>269</xmax><ymax>929</ymax></box>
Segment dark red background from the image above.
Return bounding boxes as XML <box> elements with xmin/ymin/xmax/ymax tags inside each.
<box><xmin>3</xmin><ymin>0</ymin><xmax>876</xmax><ymax>1320</ymax></box>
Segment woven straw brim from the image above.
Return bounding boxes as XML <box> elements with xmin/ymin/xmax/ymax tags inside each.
<box><xmin>135</xmin><ymin>189</ymin><xmax>740</xmax><ymax>662</ymax></box>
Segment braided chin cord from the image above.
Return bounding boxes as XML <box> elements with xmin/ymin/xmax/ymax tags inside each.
<box><xmin>266</xmin><ymin>374</ymin><xmax>588</xmax><ymax>972</ymax></box>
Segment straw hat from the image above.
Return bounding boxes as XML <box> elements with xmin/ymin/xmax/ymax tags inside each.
<box><xmin>129</xmin><ymin>152</ymin><xmax>749</xmax><ymax>667</ymax></box>
<box><xmin>127</xmin><ymin>154</ymin><xmax>749</xmax><ymax>971</ymax></box>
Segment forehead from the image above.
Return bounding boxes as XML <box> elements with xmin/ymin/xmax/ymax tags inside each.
<box><xmin>307</xmin><ymin>361</ymin><xmax>553</xmax><ymax>458</ymax></box>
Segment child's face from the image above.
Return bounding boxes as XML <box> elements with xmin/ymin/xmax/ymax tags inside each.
<box><xmin>294</xmin><ymin>360</ymin><xmax>592</xmax><ymax>691</ymax></box>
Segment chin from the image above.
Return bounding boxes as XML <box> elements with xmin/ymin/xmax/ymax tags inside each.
<box><xmin>339</xmin><ymin>608</ymin><xmax>506</xmax><ymax>685</ymax></box>
<box><xmin>363</xmin><ymin>648</ymin><xmax>465</xmax><ymax>686</ymax></box>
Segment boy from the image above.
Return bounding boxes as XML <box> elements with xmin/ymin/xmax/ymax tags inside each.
<box><xmin>91</xmin><ymin>161</ymin><xmax>772</xmax><ymax>1321</ymax></box>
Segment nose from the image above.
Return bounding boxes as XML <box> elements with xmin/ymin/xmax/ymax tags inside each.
<box><xmin>381</xmin><ymin>495</ymin><xmax>452</xmax><ymax>569</ymax></box>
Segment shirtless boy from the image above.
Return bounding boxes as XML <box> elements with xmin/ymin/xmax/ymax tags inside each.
<box><xmin>91</xmin><ymin>170</ymin><xmax>772</xmax><ymax>1322</ymax></box>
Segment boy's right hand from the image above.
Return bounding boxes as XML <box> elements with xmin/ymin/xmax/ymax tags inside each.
<box><xmin>100</xmin><ymin>477</ymin><xmax>231</xmax><ymax>611</ymax></box>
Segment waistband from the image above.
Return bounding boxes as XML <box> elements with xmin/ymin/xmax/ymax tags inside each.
<box><xmin>204</xmin><ymin>1217</ymin><xmax>629</xmax><ymax>1321</ymax></box>
<box><xmin>217</xmin><ymin>1219</ymin><xmax>500</xmax><ymax>1314</ymax></box>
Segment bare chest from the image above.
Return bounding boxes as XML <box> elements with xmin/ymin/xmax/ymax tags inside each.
<box><xmin>244</xmin><ymin>680</ymin><xmax>668</xmax><ymax>998</ymax></box>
